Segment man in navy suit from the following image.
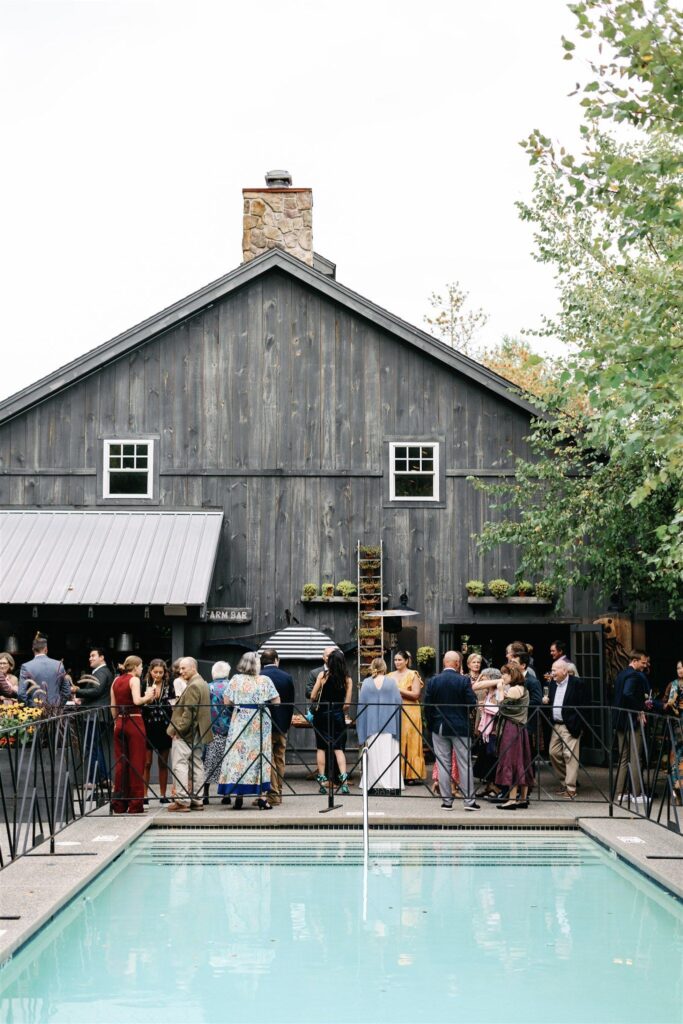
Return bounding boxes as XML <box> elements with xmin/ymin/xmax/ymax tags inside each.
<box><xmin>424</xmin><ymin>650</ymin><xmax>479</xmax><ymax>810</ymax></box>
<box><xmin>612</xmin><ymin>650</ymin><xmax>650</xmax><ymax>803</ymax></box>
<box><xmin>260</xmin><ymin>648</ymin><xmax>295</xmax><ymax>807</ymax></box>
<box><xmin>19</xmin><ymin>635</ymin><xmax>70</xmax><ymax>706</ymax></box>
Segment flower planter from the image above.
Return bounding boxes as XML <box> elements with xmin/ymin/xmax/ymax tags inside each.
<box><xmin>467</xmin><ymin>596</ymin><xmax>553</xmax><ymax>605</ymax></box>
<box><xmin>301</xmin><ymin>596</ymin><xmax>388</xmax><ymax>605</ymax></box>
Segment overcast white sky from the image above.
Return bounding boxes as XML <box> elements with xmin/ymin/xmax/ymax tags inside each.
<box><xmin>0</xmin><ymin>0</ymin><xmax>584</xmax><ymax>401</ymax></box>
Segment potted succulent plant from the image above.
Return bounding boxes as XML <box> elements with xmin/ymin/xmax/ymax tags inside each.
<box><xmin>336</xmin><ymin>579</ymin><xmax>357</xmax><ymax>598</ymax></box>
<box><xmin>488</xmin><ymin>579</ymin><xmax>511</xmax><ymax>599</ymax></box>
<box><xmin>465</xmin><ymin>579</ymin><xmax>486</xmax><ymax>597</ymax></box>
<box><xmin>321</xmin><ymin>583</ymin><xmax>335</xmax><ymax>599</ymax></box>
<box><xmin>358</xmin><ymin>626</ymin><xmax>382</xmax><ymax>639</ymax></box>
<box><xmin>359</xmin><ymin>545</ymin><xmax>381</xmax><ymax>559</ymax></box>
<box><xmin>302</xmin><ymin>583</ymin><xmax>318</xmax><ymax>600</ymax></box>
<box><xmin>360</xmin><ymin>580</ymin><xmax>380</xmax><ymax>594</ymax></box>
<box><xmin>516</xmin><ymin>579</ymin><xmax>534</xmax><ymax>596</ymax></box>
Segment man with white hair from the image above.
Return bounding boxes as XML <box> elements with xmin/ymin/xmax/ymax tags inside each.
<box><xmin>543</xmin><ymin>660</ymin><xmax>586</xmax><ymax>800</ymax></box>
<box><xmin>166</xmin><ymin>657</ymin><xmax>213</xmax><ymax>812</ymax></box>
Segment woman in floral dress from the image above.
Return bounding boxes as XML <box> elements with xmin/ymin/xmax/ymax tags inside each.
<box><xmin>218</xmin><ymin>653</ymin><xmax>280</xmax><ymax>810</ymax></box>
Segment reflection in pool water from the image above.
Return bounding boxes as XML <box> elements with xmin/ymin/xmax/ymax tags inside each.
<box><xmin>0</xmin><ymin>831</ymin><xmax>681</xmax><ymax>1023</ymax></box>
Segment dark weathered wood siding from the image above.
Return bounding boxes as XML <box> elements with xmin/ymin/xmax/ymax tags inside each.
<box><xmin>0</xmin><ymin>268</ymin><xmax>593</xmax><ymax>643</ymax></box>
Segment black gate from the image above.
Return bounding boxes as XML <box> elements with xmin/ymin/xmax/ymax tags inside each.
<box><xmin>570</xmin><ymin>624</ymin><xmax>606</xmax><ymax>765</ymax></box>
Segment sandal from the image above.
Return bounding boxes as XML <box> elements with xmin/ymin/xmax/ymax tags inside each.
<box><xmin>316</xmin><ymin>774</ymin><xmax>328</xmax><ymax>794</ymax></box>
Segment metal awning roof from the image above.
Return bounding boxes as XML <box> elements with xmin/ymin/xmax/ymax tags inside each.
<box><xmin>258</xmin><ymin>626</ymin><xmax>338</xmax><ymax>661</ymax></box>
<box><xmin>0</xmin><ymin>510</ymin><xmax>223</xmax><ymax>606</ymax></box>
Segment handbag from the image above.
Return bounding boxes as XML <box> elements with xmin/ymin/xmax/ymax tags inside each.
<box><xmin>309</xmin><ymin>673</ymin><xmax>326</xmax><ymax>713</ymax></box>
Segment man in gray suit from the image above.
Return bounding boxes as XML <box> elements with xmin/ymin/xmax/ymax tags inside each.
<box><xmin>19</xmin><ymin>635</ymin><xmax>70</xmax><ymax>706</ymax></box>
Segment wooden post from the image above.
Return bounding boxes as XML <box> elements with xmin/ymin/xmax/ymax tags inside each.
<box><xmin>171</xmin><ymin>620</ymin><xmax>185</xmax><ymax>664</ymax></box>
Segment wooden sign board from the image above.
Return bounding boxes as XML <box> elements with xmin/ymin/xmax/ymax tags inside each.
<box><xmin>204</xmin><ymin>607</ymin><xmax>252</xmax><ymax>623</ymax></box>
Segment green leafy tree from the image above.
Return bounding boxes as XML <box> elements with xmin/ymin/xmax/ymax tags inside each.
<box><xmin>474</xmin><ymin>0</ymin><xmax>683</xmax><ymax>613</ymax></box>
<box><xmin>424</xmin><ymin>281</ymin><xmax>489</xmax><ymax>354</ymax></box>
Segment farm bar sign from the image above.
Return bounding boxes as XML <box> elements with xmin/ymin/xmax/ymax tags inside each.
<box><xmin>204</xmin><ymin>607</ymin><xmax>252</xmax><ymax>623</ymax></box>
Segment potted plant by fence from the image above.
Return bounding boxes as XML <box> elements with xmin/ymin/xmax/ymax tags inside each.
<box><xmin>359</xmin><ymin>545</ymin><xmax>380</xmax><ymax>559</ymax></box>
<box><xmin>516</xmin><ymin>579</ymin><xmax>534</xmax><ymax>596</ymax></box>
<box><xmin>534</xmin><ymin>580</ymin><xmax>556</xmax><ymax>602</ymax></box>
<box><xmin>336</xmin><ymin>580</ymin><xmax>357</xmax><ymax>598</ymax></box>
<box><xmin>302</xmin><ymin>583</ymin><xmax>318</xmax><ymax>600</ymax></box>
<box><xmin>359</xmin><ymin>559</ymin><xmax>381</xmax><ymax>572</ymax></box>
<box><xmin>465</xmin><ymin>579</ymin><xmax>485</xmax><ymax>597</ymax></box>
<box><xmin>487</xmin><ymin>579</ymin><xmax>511</xmax><ymax>599</ymax></box>
<box><xmin>360</xmin><ymin>580</ymin><xmax>380</xmax><ymax>594</ymax></box>
<box><xmin>416</xmin><ymin>645</ymin><xmax>436</xmax><ymax>675</ymax></box>
<box><xmin>321</xmin><ymin>583</ymin><xmax>335</xmax><ymax>599</ymax></box>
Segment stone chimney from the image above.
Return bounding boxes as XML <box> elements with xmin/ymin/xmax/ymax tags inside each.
<box><xmin>242</xmin><ymin>170</ymin><xmax>313</xmax><ymax>266</ymax></box>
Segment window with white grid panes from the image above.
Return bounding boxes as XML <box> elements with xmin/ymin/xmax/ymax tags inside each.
<box><xmin>103</xmin><ymin>440</ymin><xmax>153</xmax><ymax>498</ymax></box>
<box><xmin>389</xmin><ymin>442</ymin><xmax>439</xmax><ymax>500</ymax></box>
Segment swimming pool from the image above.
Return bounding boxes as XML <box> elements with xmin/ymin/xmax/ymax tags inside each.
<box><xmin>1</xmin><ymin>829</ymin><xmax>681</xmax><ymax>1023</ymax></box>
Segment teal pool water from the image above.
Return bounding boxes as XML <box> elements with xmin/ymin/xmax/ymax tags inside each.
<box><xmin>0</xmin><ymin>830</ymin><xmax>681</xmax><ymax>1024</ymax></box>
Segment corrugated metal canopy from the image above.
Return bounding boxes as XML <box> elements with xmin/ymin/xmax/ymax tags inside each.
<box><xmin>258</xmin><ymin>626</ymin><xmax>338</xmax><ymax>661</ymax></box>
<box><xmin>0</xmin><ymin>510</ymin><xmax>223</xmax><ymax>605</ymax></box>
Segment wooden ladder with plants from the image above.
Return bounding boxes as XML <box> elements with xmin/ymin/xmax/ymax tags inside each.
<box><xmin>357</xmin><ymin>540</ymin><xmax>384</xmax><ymax>684</ymax></box>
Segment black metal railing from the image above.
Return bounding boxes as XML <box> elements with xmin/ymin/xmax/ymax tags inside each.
<box><xmin>1</xmin><ymin>700</ymin><xmax>681</xmax><ymax>868</ymax></box>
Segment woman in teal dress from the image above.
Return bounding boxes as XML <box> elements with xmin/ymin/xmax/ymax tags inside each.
<box><xmin>218</xmin><ymin>652</ymin><xmax>280</xmax><ymax>810</ymax></box>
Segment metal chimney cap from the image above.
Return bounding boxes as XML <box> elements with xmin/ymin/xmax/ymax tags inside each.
<box><xmin>265</xmin><ymin>169</ymin><xmax>292</xmax><ymax>188</ymax></box>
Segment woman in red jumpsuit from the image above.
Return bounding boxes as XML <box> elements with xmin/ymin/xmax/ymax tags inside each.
<box><xmin>111</xmin><ymin>655</ymin><xmax>158</xmax><ymax>814</ymax></box>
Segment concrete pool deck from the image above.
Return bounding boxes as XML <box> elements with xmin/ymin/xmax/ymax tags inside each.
<box><xmin>1</xmin><ymin>785</ymin><xmax>681</xmax><ymax>967</ymax></box>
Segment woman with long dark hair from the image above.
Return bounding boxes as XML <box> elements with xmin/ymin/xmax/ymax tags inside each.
<box><xmin>111</xmin><ymin>655</ymin><xmax>159</xmax><ymax>814</ymax></box>
<box><xmin>310</xmin><ymin>649</ymin><xmax>353</xmax><ymax>793</ymax></box>
<box><xmin>142</xmin><ymin>658</ymin><xmax>172</xmax><ymax>804</ymax></box>
<box><xmin>388</xmin><ymin>649</ymin><xmax>425</xmax><ymax>784</ymax></box>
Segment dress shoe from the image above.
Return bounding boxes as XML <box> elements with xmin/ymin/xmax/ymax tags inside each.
<box><xmin>464</xmin><ymin>801</ymin><xmax>480</xmax><ymax>811</ymax></box>
<box><xmin>440</xmin><ymin>801</ymin><xmax>453</xmax><ymax>809</ymax></box>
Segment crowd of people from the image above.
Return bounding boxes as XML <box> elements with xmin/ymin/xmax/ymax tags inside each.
<box><xmin>1</xmin><ymin>633</ymin><xmax>681</xmax><ymax>814</ymax></box>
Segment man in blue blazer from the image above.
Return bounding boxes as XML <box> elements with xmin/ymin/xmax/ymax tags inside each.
<box><xmin>612</xmin><ymin>650</ymin><xmax>650</xmax><ymax>802</ymax></box>
<box><xmin>260</xmin><ymin>648</ymin><xmax>295</xmax><ymax>807</ymax></box>
<box><xmin>424</xmin><ymin>650</ymin><xmax>479</xmax><ymax>810</ymax></box>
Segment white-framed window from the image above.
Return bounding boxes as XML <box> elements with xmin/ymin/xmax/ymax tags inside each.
<box><xmin>103</xmin><ymin>440</ymin><xmax>154</xmax><ymax>498</ymax></box>
<box><xmin>389</xmin><ymin>442</ymin><xmax>440</xmax><ymax>501</ymax></box>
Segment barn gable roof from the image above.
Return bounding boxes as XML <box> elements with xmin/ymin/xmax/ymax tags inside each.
<box><xmin>0</xmin><ymin>248</ymin><xmax>539</xmax><ymax>424</ymax></box>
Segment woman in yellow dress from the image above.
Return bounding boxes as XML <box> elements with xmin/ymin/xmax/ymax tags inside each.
<box><xmin>389</xmin><ymin>649</ymin><xmax>425</xmax><ymax>785</ymax></box>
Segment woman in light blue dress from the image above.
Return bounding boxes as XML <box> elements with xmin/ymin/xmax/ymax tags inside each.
<box><xmin>218</xmin><ymin>652</ymin><xmax>280</xmax><ymax>810</ymax></box>
<box><xmin>356</xmin><ymin>657</ymin><xmax>403</xmax><ymax>795</ymax></box>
